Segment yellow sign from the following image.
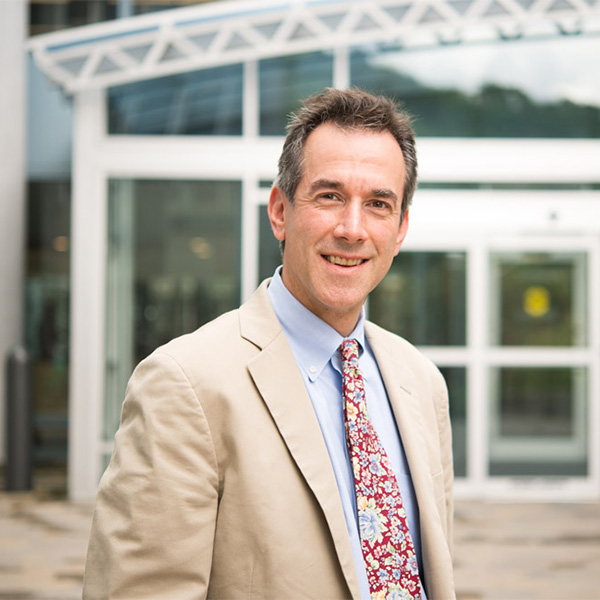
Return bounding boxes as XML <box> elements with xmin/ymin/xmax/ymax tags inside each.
<box><xmin>524</xmin><ymin>286</ymin><xmax>550</xmax><ymax>317</ymax></box>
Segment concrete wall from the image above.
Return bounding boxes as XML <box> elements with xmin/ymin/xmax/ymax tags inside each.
<box><xmin>0</xmin><ymin>0</ymin><xmax>27</xmax><ymax>464</ymax></box>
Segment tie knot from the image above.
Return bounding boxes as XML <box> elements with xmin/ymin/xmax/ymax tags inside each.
<box><xmin>340</xmin><ymin>339</ymin><xmax>359</xmax><ymax>363</ymax></box>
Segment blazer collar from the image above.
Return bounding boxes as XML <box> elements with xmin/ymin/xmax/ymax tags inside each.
<box><xmin>239</xmin><ymin>280</ymin><xmax>362</xmax><ymax>600</ymax></box>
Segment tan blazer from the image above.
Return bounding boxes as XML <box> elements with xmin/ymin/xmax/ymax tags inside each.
<box><xmin>83</xmin><ymin>280</ymin><xmax>455</xmax><ymax>599</ymax></box>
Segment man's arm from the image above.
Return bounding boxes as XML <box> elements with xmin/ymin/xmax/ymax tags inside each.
<box><xmin>433</xmin><ymin>366</ymin><xmax>454</xmax><ymax>549</ymax></box>
<box><xmin>83</xmin><ymin>351</ymin><xmax>219</xmax><ymax>599</ymax></box>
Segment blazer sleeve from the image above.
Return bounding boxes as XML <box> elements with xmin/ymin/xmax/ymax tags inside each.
<box><xmin>433</xmin><ymin>365</ymin><xmax>454</xmax><ymax>550</ymax></box>
<box><xmin>83</xmin><ymin>350</ymin><xmax>219</xmax><ymax>599</ymax></box>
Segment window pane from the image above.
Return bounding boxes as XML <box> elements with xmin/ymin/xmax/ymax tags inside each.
<box><xmin>26</xmin><ymin>181</ymin><xmax>71</xmax><ymax>484</ymax></box>
<box><xmin>491</xmin><ymin>252</ymin><xmax>587</xmax><ymax>347</ymax></box>
<box><xmin>369</xmin><ymin>252</ymin><xmax>466</xmax><ymax>346</ymax></box>
<box><xmin>29</xmin><ymin>0</ymin><xmax>117</xmax><ymax>34</ymax></box>
<box><xmin>439</xmin><ymin>367</ymin><xmax>467</xmax><ymax>479</ymax></box>
<box><xmin>105</xmin><ymin>179</ymin><xmax>242</xmax><ymax>440</ymax></box>
<box><xmin>489</xmin><ymin>367</ymin><xmax>588</xmax><ymax>477</ymax></box>
<box><xmin>258</xmin><ymin>204</ymin><xmax>281</xmax><ymax>282</ymax></box>
<box><xmin>350</xmin><ymin>36</ymin><xmax>600</xmax><ymax>138</ymax></box>
<box><xmin>259</xmin><ymin>52</ymin><xmax>333</xmax><ymax>135</ymax></box>
<box><xmin>108</xmin><ymin>63</ymin><xmax>243</xmax><ymax>135</ymax></box>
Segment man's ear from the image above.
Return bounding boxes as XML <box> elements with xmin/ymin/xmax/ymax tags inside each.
<box><xmin>394</xmin><ymin>210</ymin><xmax>410</xmax><ymax>255</ymax></box>
<box><xmin>268</xmin><ymin>186</ymin><xmax>288</xmax><ymax>242</ymax></box>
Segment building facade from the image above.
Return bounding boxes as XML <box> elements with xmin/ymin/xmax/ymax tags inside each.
<box><xmin>17</xmin><ymin>0</ymin><xmax>600</xmax><ymax>500</ymax></box>
<box><xmin>0</xmin><ymin>0</ymin><xmax>27</xmax><ymax>480</ymax></box>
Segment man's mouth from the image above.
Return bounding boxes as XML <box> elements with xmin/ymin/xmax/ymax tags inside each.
<box><xmin>324</xmin><ymin>255</ymin><xmax>365</xmax><ymax>267</ymax></box>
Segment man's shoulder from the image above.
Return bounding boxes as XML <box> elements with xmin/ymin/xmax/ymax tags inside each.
<box><xmin>144</xmin><ymin>279</ymin><xmax>277</xmax><ymax>372</ymax></box>
<box><xmin>365</xmin><ymin>320</ymin><xmax>443</xmax><ymax>379</ymax></box>
<box><xmin>365</xmin><ymin>319</ymin><xmax>419</xmax><ymax>355</ymax></box>
<box><xmin>162</xmin><ymin>307</ymin><xmax>242</xmax><ymax>356</ymax></box>
<box><xmin>365</xmin><ymin>321</ymin><xmax>448</xmax><ymax>411</ymax></box>
<box><xmin>133</xmin><ymin>306</ymin><xmax>264</xmax><ymax>394</ymax></box>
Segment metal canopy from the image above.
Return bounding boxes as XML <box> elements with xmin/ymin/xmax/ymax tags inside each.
<box><xmin>28</xmin><ymin>0</ymin><xmax>600</xmax><ymax>94</ymax></box>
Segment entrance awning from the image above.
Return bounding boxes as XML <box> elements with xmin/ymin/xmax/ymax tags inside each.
<box><xmin>28</xmin><ymin>0</ymin><xmax>600</xmax><ymax>95</ymax></box>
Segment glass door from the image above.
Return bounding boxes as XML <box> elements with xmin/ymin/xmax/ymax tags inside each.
<box><xmin>104</xmin><ymin>178</ymin><xmax>243</xmax><ymax>466</ymax></box>
<box><xmin>488</xmin><ymin>249</ymin><xmax>591</xmax><ymax>478</ymax></box>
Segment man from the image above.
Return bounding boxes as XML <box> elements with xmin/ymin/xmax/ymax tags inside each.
<box><xmin>83</xmin><ymin>88</ymin><xmax>455</xmax><ymax>599</ymax></box>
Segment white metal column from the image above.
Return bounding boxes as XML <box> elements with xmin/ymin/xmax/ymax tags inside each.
<box><xmin>69</xmin><ymin>89</ymin><xmax>109</xmax><ymax>501</ymax></box>
<box><xmin>0</xmin><ymin>0</ymin><xmax>26</xmax><ymax>464</ymax></box>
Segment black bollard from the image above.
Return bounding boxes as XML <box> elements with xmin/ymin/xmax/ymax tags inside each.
<box><xmin>5</xmin><ymin>345</ymin><xmax>33</xmax><ymax>491</ymax></box>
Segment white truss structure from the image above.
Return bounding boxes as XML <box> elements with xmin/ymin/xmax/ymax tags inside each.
<box><xmin>28</xmin><ymin>0</ymin><xmax>600</xmax><ymax>94</ymax></box>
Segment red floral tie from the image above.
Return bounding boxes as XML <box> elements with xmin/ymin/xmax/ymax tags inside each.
<box><xmin>340</xmin><ymin>339</ymin><xmax>423</xmax><ymax>600</ymax></box>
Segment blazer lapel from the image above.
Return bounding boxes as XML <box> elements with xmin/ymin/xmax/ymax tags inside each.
<box><xmin>367</xmin><ymin>327</ymin><xmax>434</xmax><ymax>518</ymax></box>
<box><xmin>240</xmin><ymin>282</ymin><xmax>362</xmax><ymax>600</ymax></box>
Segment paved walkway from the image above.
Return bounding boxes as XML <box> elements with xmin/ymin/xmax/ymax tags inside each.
<box><xmin>452</xmin><ymin>500</ymin><xmax>600</xmax><ymax>600</ymax></box>
<box><xmin>1</xmin><ymin>490</ymin><xmax>599</xmax><ymax>599</ymax></box>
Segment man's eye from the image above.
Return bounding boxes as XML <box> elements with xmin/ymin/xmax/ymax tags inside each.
<box><xmin>371</xmin><ymin>200</ymin><xmax>389</xmax><ymax>209</ymax></box>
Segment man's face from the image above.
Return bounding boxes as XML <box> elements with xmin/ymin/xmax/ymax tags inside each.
<box><xmin>268</xmin><ymin>123</ymin><xmax>409</xmax><ymax>336</ymax></box>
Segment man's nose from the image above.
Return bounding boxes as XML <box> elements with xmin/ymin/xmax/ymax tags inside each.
<box><xmin>333</xmin><ymin>200</ymin><xmax>367</xmax><ymax>242</ymax></box>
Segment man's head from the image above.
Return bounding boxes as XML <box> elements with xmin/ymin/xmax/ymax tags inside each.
<box><xmin>275</xmin><ymin>87</ymin><xmax>417</xmax><ymax>215</ymax></box>
<box><xmin>268</xmin><ymin>88</ymin><xmax>417</xmax><ymax>336</ymax></box>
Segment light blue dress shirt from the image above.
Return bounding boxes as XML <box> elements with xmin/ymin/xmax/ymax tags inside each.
<box><xmin>267</xmin><ymin>268</ymin><xmax>426</xmax><ymax>600</ymax></box>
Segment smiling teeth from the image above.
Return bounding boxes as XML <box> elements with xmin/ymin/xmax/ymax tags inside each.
<box><xmin>326</xmin><ymin>256</ymin><xmax>364</xmax><ymax>266</ymax></box>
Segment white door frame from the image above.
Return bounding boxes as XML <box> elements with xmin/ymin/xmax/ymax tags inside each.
<box><xmin>405</xmin><ymin>196</ymin><xmax>600</xmax><ymax>501</ymax></box>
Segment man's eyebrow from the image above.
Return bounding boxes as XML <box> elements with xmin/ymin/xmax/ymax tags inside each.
<box><xmin>308</xmin><ymin>179</ymin><xmax>343</xmax><ymax>194</ymax></box>
<box><xmin>372</xmin><ymin>188</ymin><xmax>399</xmax><ymax>202</ymax></box>
<box><xmin>308</xmin><ymin>180</ymin><xmax>399</xmax><ymax>204</ymax></box>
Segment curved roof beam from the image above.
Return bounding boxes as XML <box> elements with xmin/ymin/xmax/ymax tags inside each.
<box><xmin>28</xmin><ymin>0</ymin><xmax>600</xmax><ymax>94</ymax></box>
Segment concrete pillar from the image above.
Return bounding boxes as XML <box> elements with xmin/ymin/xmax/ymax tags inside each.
<box><xmin>0</xmin><ymin>0</ymin><xmax>27</xmax><ymax>466</ymax></box>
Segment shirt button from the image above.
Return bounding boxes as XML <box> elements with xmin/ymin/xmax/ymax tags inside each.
<box><xmin>309</xmin><ymin>365</ymin><xmax>317</xmax><ymax>374</ymax></box>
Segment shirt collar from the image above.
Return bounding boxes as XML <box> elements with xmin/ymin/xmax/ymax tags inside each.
<box><xmin>267</xmin><ymin>267</ymin><xmax>366</xmax><ymax>382</ymax></box>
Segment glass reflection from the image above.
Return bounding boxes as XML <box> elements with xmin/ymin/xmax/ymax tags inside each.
<box><xmin>108</xmin><ymin>63</ymin><xmax>243</xmax><ymax>135</ymax></box>
<box><xmin>259</xmin><ymin>52</ymin><xmax>333</xmax><ymax>135</ymax></box>
<box><xmin>351</xmin><ymin>36</ymin><xmax>600</xmax><ymax>137</ymax></box>
<box><xmin>489</xmin><ymin>366</ymin><xmax>588</xmax><ymax>476</ymax></box>
<box><xmin>440</xmin><ymin>367</ymin><xmax>467</xmax><ymax>478</ymax></box>
<box><xmin>369</xmin><ymin>252</ymin><xmax>466</xmax><ymax>346</ymax></box>
<box><xmin>258</xmin><ymin>204</ymin><xmax>282</xmax><ymax>282</ymax></box>
<box><xmin>105</xmin><ymin>179</ymin><xmax>242</xmax><ymax>440</ymax></box>
<box><xmin>491</xmin><ymin>252</ymin><xmax>587</xmax><ymax>346</ymax></box>
<box><xmin>26</xmin><ymin>181</ymin><xmax>71</xmax><ymax>485</ymax></box>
